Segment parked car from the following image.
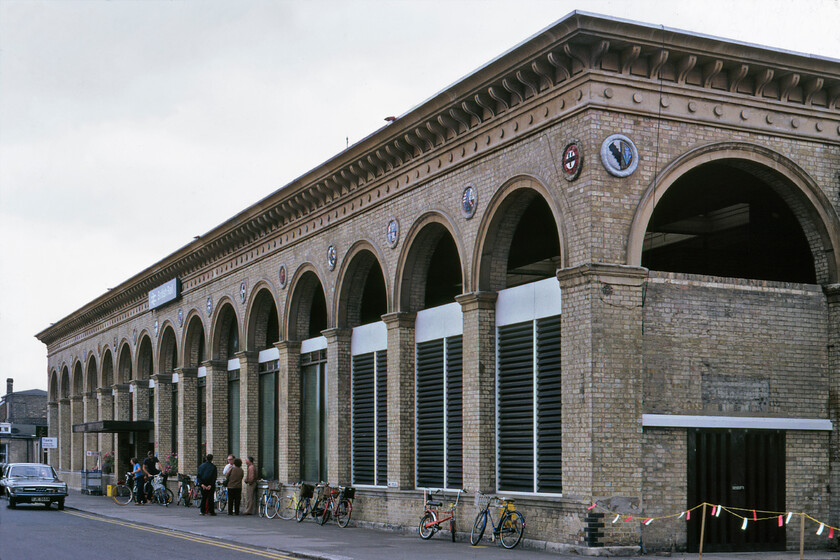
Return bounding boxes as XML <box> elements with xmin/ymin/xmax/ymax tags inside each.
<box><xmin>2</xmin><ymin>463</ymin><xmax>67</xmax><ymax>509</ymax></box>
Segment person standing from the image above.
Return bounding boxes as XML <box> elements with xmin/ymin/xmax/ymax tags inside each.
<box><xmin>142</xmin><ymin>450</ymin><xmax>161</xmax><ymax>502</ymax></box>
<box><xmin>196</xmin><ymin>454</ymin><xmax>217</xmax><ymax>516</ymax></box>
<box><xmin>241</xmin><ymin>456</ymin><xmax>257</xmax><ymax>515</ymax></box>
<box><xmin>222</xmin><ymin>455</ymin><xmax>235</xmax><ymax>476</ymax></box>
<box><xmin>130</xmin><ymin>458</ymin><xmax>145</xmax><ymax>505</ymax></box>
<box><xmin>226</xmin><ymin>458</ymin><xmax>244</xmax><ymax>515</ymax></box>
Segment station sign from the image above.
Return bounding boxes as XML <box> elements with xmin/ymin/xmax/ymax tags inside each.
<box><xmin>41</xmin><ymin>437</ymin><xmax>58</xmax><ymax>449</ymax></box>
<box><xmin>148</xmin><ymin>278</ymin><xmax>181</xmax><ymax>310</ymax></box>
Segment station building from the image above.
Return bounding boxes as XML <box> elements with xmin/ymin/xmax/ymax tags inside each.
<box><xmin>36</xmin><ymin>12</ymin><xmax>840</xmax><ymax>554</ymax></box>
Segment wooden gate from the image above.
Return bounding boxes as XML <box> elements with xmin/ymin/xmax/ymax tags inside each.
<box><xmin>687</xmin><ymin>428</ymin><xmax>786</xmax><ymax>552</ymax></box>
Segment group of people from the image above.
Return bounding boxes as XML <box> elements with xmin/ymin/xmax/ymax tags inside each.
<box><xmin>196</xmin><ymin>453</ymin><xmax>257</xmax><ymax>516</ymax></box>
<box><xmin>128</xmin><ymin>451</ymin><xmax>162</xmax><ymax>505</ymax></box>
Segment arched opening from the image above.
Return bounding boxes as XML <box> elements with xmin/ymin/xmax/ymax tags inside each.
<box><xmin>72</xmin><ymin>362</ymin><xmax>83</xmax><ymax>397</ymax></box>
<box><xmin>158</xmin><ymin>326</ymin><xmax>178</xmax><ymax>374</ymax></box>
<box><xmin>247</xmin><ymin>290</ymin><xmax>279</xmax><ymax>352</ymax></box>
<box><xmin>184</xmin><ymin>316</ymin><xmax>206</xmax><ymax>368</ymax></box>
<box><xmin>338</xmin><ymin>248</ymin><xmax>389</xmax><ymax>487</ymax></box>
<box><xmin>49</xmin><ymin>370</ymin><xmax>58</xmax><ymax>402</ymax></box>
<box><xmin>214</xmin><ymin>302</ymin><xmax>240</xmax><ymax>458</ymax></box>
<box><xmin>137</xmin><ymin>336</ymin><xmax>153</xmax><ymax>380</ymax></box>
<box><xmin>60</xmin><ymin>367</ymin><xmax>69</xmax><ymax>399</ymax></box>
<box><xmin>117</xmin><ymin>345</ymin><xmax>132</xmax><ymax>385</ymax></box>
<box><xmin>477</xmin><ymin>185</ymin><xmax>563</xmax><ymax>494</ymax></box>
<box><xmin>400</xmin><ymin>221</ymin><xmax>463</xmax><ymax>313</ymax></box>
<box><xmin>86</xmin><ymin>356</ymin><xmax>97</xmax><ymax>394</ymax></box>
<box><xmin>101</xmin><ymin>350</ymin><xmax>114</xmax><ymax>388</ymax></box>
<box><xmin>287</xmin><ymin>270</ymin><xmax>329</xmax><ymax>482</ymax></box>
<box><xmin>642</xmin><ymin>161</ymin><xmax>817</xmax><ymax>283</ymax></box>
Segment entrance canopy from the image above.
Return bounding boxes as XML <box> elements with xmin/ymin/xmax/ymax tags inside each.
<box><xmin>72</xmin><ymin>420</ymin><xmax>154</xmax><ymax>433</ymax></box>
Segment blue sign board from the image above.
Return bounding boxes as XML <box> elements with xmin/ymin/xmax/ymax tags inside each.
<box><xmin>148</xmin><ymin>278</ymin><xmax>180</xmax><ymax>310</ymax></box>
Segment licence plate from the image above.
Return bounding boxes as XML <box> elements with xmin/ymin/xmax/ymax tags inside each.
<box><xmin>32</xmin><ymin>497</ymin><xmax>51</xmax><ymax>503</ymax></box>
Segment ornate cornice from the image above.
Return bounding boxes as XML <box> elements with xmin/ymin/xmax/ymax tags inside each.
<box><xmin>37</xmin><ymin>12</ymin><xmax>840</xmax><ymax>348</ymax></box>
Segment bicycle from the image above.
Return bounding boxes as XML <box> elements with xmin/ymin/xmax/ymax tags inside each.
<box><xmin>419</xmin><ymin>488</ymin><xmax>461</xmax><ymax>542</ymax></box>
<box><xmin>176</xmin><ymin>473</ymin><xmax>193</xmax><ymax>506</ymax></box>
<box><xmin>112</xmin><ymin>472</ymin><xmax>136</xmax><ymax>505</ymax></box>
<box><xmin>149</xmin><ymin>474</ymin><xmax>173</xmax><ymax>506</ymax></box>
<box><xmin>469</xmin><ymin>491</ymin><xmax>525</xmax><ymax>549</ymax></box>
<box><xmin>215</xmin><ymin>478</ymin><xmax>228</xmax><ymax>512</ymax></box>
<box><xmin>295</xmin><ymin>482</ymin><xmax>327</xmax><ymax>522</ymax></box>
<box><xmin>258</xmin><ymin>481</ymin><xmax>280</xmax><ymax>519</ymax></box>
<box><xmin>316</xmin><ymin>485</ymin><xmax>354</xmax><ymax>527</ymax></box>
<box><xmin>273</xmin><ymin>482</ymin><xmax>299</xmax><ymax>520</ymax></box>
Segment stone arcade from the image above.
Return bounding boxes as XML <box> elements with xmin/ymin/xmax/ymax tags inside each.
<box><xmin>36</xmin><ymin>13</ymin><xmax>840</xmax><ymax>554</ymax></box>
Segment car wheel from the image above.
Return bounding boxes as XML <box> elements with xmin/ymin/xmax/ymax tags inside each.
<box><xmin>57</xmin><ymin>498</ymin><xmax>64</xmax><ymax>510</ymax></box>
<box><xmin>7</xmin><ymin>497</ymin><xmax>15</xmax><ymax>509</ymax></box>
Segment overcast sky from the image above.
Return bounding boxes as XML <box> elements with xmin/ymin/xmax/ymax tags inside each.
<box><xmin>1</xmin><ymin>0</ymin><xmax>838</xmax><ymax>393</ymax></box>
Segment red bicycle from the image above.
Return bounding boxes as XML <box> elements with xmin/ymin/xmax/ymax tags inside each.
<box><xmin>317</xmin><ymin>484</ymin><xmax>355</xmax><ymax>527</ymax></box>
<box><xmin>419</xmin><ymin>488</ymin><xmax>462</xmax><ymax>542</ymax></box>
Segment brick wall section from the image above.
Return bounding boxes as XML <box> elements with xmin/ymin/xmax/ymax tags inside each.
<box><xmin>112</xmin><ymin>385</ymin><xmax>131</xmax><ymax>473</ymax></box>
<box><xmin>176</xmin><ymin>369</ymin><xmax>198</xmax><ymax>475</ymax></box>
<box><xmin>83</xmin><ymin>394</ymin><xmax>98</xmax><ymax>469</ymax></box>
<box><xmin>152</xmin><ymin>374</ymin><xmax>173</xmax><ymax>460</ymax></box>
<box><xmin>324</xmin><ymin>328</ymin><xmax>352</xmax><ymax>485</ymax></box>
<box><xmin>70</xmin><ymin>395</ymin><xmax>84</xmax><ymax>470</ymax></box>
<box><xmin>827</xmin><ymin>284</ymin><xmax>840</xmax><ymax>528</ymax></box>
<box><xmin>276</xmin><ymin>340</ymin><xmax>301</xmax><ymax>483</ymax></box>
<box><xmin>47</xmin><ymin>402</ymin><xmax>58</xmax><ymax>469</ymax></box>
<box><xmin>456</xmin><ymin>292</ymin><xmax>497</xmax><ymax>493</ymax></box>
<box><xmin>235</xmin><ymin>352</ymin><xmax>259</xmax><ymax>473</ymax></box>
<box><xmin>132</xmin><ymin>381</ymin><xmax>150</xmax><ymax>422</ymax></box>
<box><xmin>642</xmin><ymin>428</ymin><xmax>688</xmax><ymax>552</ymax></box>
<box><xmin>204</xmin><ymin>360</ymin><xmax>229</xmax><ymax>458</ymax></box>
<box><xmin>96</xmin><ymin>389</ymin><xmax>113</xmax><ymax>469</ymax></box>
<box><xmin>383</xmin><ymin>312</ymin><xmax>415</xmax><ymax>489</ymax></box>
<box><xmin>643</xmin><ymin>273</ymin><xmax>828</xmax><ymax>417</ymax></box>
<box><xmin>786</xmin><ymin>431</ymin><xmax>831</xmax><ymax>550</ymax></box>
<box><xmin>58</xmin><ymin>398</ymin><xmax>70</xmax><ymax>470</ymax></box>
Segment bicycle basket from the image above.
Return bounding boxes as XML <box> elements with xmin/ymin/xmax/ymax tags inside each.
<box><xmin>474</xmin><ymin>491</ymin><xmax>493</xmax><ymax>511</ymax></box>
<box><xmin>300</xmin><ymin>483</ymin><xmax>315</xmax><ymax>499</ymax></box>
<box><xmin>178</xmin><ymin>473</ymin><xmax>191</xmax><ymax>483</ymax></box>
<box><xmin>340</xmin><ymin>486</ymin><xmax>355</xmax><ymax>500</ymax></box>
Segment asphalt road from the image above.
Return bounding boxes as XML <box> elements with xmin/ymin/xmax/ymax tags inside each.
<box><xmin>0</xmin><ymin>502</ymin><xmax>297</xmax><ymax>560</ymax></box>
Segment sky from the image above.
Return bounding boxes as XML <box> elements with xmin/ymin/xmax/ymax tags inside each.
<box><xmin>1</xmin><ymin>0</ymin><xmax>838</xmax><ymax>393</ymax></box>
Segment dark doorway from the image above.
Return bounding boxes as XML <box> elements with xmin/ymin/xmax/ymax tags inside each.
<box><xmin>687</xmin><ymin>429</ymin><xmax>785</xmax><ymax>552</ymax></box>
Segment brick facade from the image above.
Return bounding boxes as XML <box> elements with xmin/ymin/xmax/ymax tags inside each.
<box><xmin>36</xmin><ymin>13</ymin><xmax>839</xmax><ymax>554</ymax></box>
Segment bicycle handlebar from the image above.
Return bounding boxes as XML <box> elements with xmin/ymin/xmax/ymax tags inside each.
<box><xmin>423</xmin><ymin>488</ymin><xmax>462</xmax><ymax>508</ymax></box>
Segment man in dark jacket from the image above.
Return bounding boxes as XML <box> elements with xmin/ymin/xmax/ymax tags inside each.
<box><xmin>196</xmin><ymin>454</ymin><xmax>217</xmax><ymax>516</ymax></box>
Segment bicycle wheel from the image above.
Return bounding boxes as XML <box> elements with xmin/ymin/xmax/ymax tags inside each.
<box><xmin>450</xmin><ymin>516</ymin><xmax>457</xmax><ymax>542</ymax></box>
<box><xmin>163</xmin><ymin>487</ymin><xmax>174</xmax><ymax>506</ymax></box>
<box><xmin>277</xmin><ymin>492</ymin><xmax>296</xmax><ymax>520</ymax></box>
<box><xmin>499</xmin><ymin>510</ymin><xmax>525</xmax><ymax>549</ymax></box>
<box><xmin>177</xmin><ymin>485</ymin><xmax>188</xmax><ymax>506</ymax></box>
<box><xmin>216</xmin><ymin>488</ymin><xmax>227</xmax><ymax>512</ymax></box>
<box><xmin>418</xmin><ymin>510</ymin><xmax>437</xmax><ymax>539</ymax></box>
<box><xmin>113</xmin><ymin>483</ymin><xmax>133</xmax><ymax>506</ymax></box>
<box><xmin>266</xmin><ymin>492</ymin><xmax>279</xmax><ymax>519</ymax></box>
<box><xmin>470</xmin><ymin>511</ymin><xmax>487</xmax><ymax>546</ymax></box>
<box><xmin>295</xmin><ymin>497</ymin><xmax>310</xmax><ymax>522</ymax></box>
<box><xmin>190</xmin><ymin>488</ymin><xmax>202</xmax><ymax>507</ymax></box>
<box><xmin>336</xmin><ymin>499</ymin><xmax>352</xmax><ymax>528</ymax></box>
<box><xmin>257</xmin><ymin>493</ymin><xmax>267</xmax><ymax>518</ymax></box>
<box><xmin>317</xmin><ymin>498</ymin><xmax>332</xmax><ymax>525</ymax></box>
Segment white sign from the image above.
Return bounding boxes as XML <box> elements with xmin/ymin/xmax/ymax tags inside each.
<box><xmin>41</xmin><ymin>437</ymin><xmax>58</xmax><ymax>449</ymax></box>
<box><xmin>0</xmin><ymin>423</ymin><xmax>10</xmax><ymax>434</ymax></box>
<box><xmin>86</xmin><ymin>450</ymin><xmax>101</xmax><ymax>457</ymax></box>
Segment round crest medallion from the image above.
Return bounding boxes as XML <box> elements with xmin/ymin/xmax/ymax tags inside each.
<box><xmin>278</xmin><ymin>265</ymin><xmax>287</xmax><ymax>289</ymax></box>
<box><xmin>386</xmin><ymin>218</ymin><xmax>400</xmax><ymax>248</ymax></box>
<box><xmin>206</xmin><ymin>296</ymin><xmax>213</xmax><ymax>316</ymax></box>
<box><xmin>561</xmin><ymin>140</ymin><xmax>583</xmax><ymax>181</ymax></box>
<box><xmin>461</xmin><ymin>185</ymin><xmax>477</xmax><ymax>219</ymax></box>
<box><xmin>327</xmin><ymin>245</ymin><xmax>337</xmax><ymax>271</ymax></box>
<box><xmin>600</xmin><ymin>134</ymin><xmax>639</xmax><ymax>177</ymax></box>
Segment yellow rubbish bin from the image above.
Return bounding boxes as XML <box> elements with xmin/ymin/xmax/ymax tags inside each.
<box><xmin>106</xmin><ymin>484</ymin><xmax>115</xmax><ymax>497</ymax></box>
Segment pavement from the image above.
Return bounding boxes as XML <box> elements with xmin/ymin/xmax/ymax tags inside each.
<box><xmin>62</xmin><ymin>490</ymin><xmax>838</xmax><ymax>560</ymax></box>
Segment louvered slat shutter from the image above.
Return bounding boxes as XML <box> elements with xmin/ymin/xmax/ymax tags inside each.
<box><xmin>416</xmin><ymin>339</ymin><xmax>444</xmax><ymax>487</ymax></box>
<box><xmin>446</xmin><ymin>336</ymin><xmax>463</xmax><ymax>489</ymax></box>
<box><xmin>536</xmin><ymin>315</ymin><xmax>562</xmax><ymax>493</ymax></box>
<box><xmin>376</xmin><ymin>350</ymin><xmax>388</xmax><ymax>486</ymax></box>
<box><xmin>352</xmin><ymin>352</ymin><xmax>375</xmax><ymax>485</ymax></box>
<box><xmin>498</xmin><ymin>321</ymin><xmax>534</xmax><ymax>492</ymax></box>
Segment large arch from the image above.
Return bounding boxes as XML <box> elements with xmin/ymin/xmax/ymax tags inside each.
<box><xmin>85</xmin><ymin>354</ymin><xmax>97</xmax><ymax>394</ymax></box>
<box><xmin>285</xmin><ymin>266</ymin><xmax>328</xmax><ymax>342</ymax></box>
<box><xmin>397</xmin><ymin>212</ymin><xmax>466</xmax><ymax>313</ymax></box>
<box><xmin>183</xmin><ymin>312</ymin><xmax>207</xmax><ymax>368</ymax></box>
<box><xmin>628</xmin><ymin>142</ymin><xmax>840</xmax><ymax>284</ymax></box>
<box><xmin>71</xmin><ymin>361</ymin><xmax>84</xmax><ymax>397</ymax></box>
<box><xmin>211</xmin><ymin>298</ymin><xmax>241</xmax><ymax>360</ymax></box>
<box><xmin>246</xmin><ymin>285</ymin><xmax>280</xmax><ymax>351</ymax></box>
<box><xmin>116</xmin><ymin>343</ymin><xmax>132</xmax><ymax>385</ymax></box>
<box><xmin>101</xmin><ymin>348</ymin><xmax>114</xmax><ymax>388</ymax></box>
<box><xmin>49</xmin><ymin>369</ymin><xmax>59</xmax><ymax>401</ymax></box>
<box><xmin>336</xmin><ymin>241</ymin><xmax>389</xmax><ymax>328</ymax></box>
<box><xmin>157</xmin><ymin>323</ymin><xmax>179</xmax><ymax>374</ymax></box>
<box><xmin>474</xmin><ymin>175</ymin><xmax>565</xmax><ymax>292</ymax></box>
<box><xmin>136</xmin><ymin>333</ymin><xmax>154</xmax><ymax>380</ymax></box>
<box><xmin>60</xmin><ymin>366</ymin><xmax>70</xmax><ymax>399</ymax></box>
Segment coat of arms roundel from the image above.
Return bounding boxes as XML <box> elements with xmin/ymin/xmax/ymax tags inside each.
<box><xmin>600</xmin><ymin>134</ymin><xmax>639</xmax><ymax>177</ymax></box>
